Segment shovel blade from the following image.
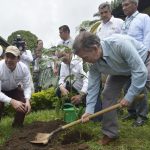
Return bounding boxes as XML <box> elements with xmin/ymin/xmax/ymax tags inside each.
<box><xmin>30</xmin><ymin>133</ymin><xmax>51</xmax><ymax>145</ymax></box>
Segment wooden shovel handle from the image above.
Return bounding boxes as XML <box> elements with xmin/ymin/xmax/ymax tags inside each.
<box><xmin>62</xmin><ymin>103</ymin><xmax>121</xmax><ymax>130</ymax></box>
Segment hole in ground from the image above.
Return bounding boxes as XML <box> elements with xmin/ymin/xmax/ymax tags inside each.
<box><xmin>60</xmin><ymin>130</ymin><xmax>93</xmax><ymax>145</ymax></box>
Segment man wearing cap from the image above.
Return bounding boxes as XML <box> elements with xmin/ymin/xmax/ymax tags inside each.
<box><xmin>0</xmin><ymin>46</ymin><xmax>31</xmax><ymax>127</ymax></box>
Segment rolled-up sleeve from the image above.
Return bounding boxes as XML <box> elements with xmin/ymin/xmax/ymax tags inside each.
<box><xmin>85</xmin><ymin>66</ymin><xmax>101</xmax><ymax>114</ymax></box>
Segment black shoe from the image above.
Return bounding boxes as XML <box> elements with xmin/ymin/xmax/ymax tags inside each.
<box><xmin>122</xmin><ymin>114</ymin><xmax>137</xmax><ymax>121</ymax></box>
<box><xmin>132</xmin><ymin>116</ymin><xmax>147</xmax><ymax>127</ymax></box>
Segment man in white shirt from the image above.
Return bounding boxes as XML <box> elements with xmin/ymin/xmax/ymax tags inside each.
<box><xmin>122</xmin><ymin>0</ymin><xmax>150</xmax><ymax>50</ymax></box>
<box><xmin>57</xmin><ymin>25</ymin><xmax>74</xmax><ymax>49</ymax></box>
<box><xmin>19</xmin><ymin>43</ymin><xmax>34</xmax><ymax>93</ymax></box>
<box><xmin>96</xmin><ymin>2</ymin><xmax>124</xmax><ymax>39</ymax></box>
<box><xmin>20</xmin><ymin>48</ymin><xmax>33</xmax><ymax>70</ymax></box>
<box><xmin>121</xmin><ymin>0</ymin><xmax>150</xmax><ymax>126</ymax></box>
<box><xmin>54</xmin><ymin>25</ymin><xmax>74</xmax><ymax>76</ymax></box>
<box><xmin>0</xmin><ymin>46</ymin><xmax>31</xmax><ymax>127</ymax></box>
<box><xmin>94</xmin><ymin>2</ymin><xmax>124</xmax><ymax>117</ymax></box>
<box><xmin>56</xmin><ymin>50</ymin><xmax>102</xmax><ymax>120</ymax></box>
<box><xmin>57</xmin><ymin>51</ymin><xmax>88</xmax><ymax>105</ymax></box>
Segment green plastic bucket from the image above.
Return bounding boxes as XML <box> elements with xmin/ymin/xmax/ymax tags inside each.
<box><xmin>63</xmin><ymin>103</ymin><xmax>78</xmax><ymax>123</ymax></box>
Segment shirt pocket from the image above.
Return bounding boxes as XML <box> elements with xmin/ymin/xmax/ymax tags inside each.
<box><xmin>1</xmin><ymin>79</ymin><xmax>10</xmax><ymax>89</ymax></box>
<box><xmin>15</xmin><ymin>76</ymin><xmax>23</xmax><ymax>84</ymax></box>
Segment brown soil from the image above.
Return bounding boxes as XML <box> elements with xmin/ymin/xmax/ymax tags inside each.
<box><xmin>2</xmin><ymin>120</ymin><xmax>91</xmax><ymax>150</ymax></box>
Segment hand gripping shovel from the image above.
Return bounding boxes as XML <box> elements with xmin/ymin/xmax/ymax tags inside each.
<box><xmin>30</xmin><ymin>103</ymin><xmax>121</xmax><ymax>145</ymax></box>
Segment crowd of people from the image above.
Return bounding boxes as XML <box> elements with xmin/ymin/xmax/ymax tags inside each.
<box><xmin>0</xmin><ymin>0</ymin><xmax>150</xmax><ymax>146</ymax></box>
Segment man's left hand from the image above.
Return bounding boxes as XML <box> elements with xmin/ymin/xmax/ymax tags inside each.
<box><xmin>25</xmin><ymin>100</ymin><xmax>31</xmax><ymax>114</ymax></box>
<box><xmin>71</xmin><ymin>95</ymin><xmax>82</xmax><ymax>105</ymax></box>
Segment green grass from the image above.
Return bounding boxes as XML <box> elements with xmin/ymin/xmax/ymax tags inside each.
<box><xmin>0</xmin><ymin>109</ymin><xmax>150</xmax><ymax>150</ymax></box>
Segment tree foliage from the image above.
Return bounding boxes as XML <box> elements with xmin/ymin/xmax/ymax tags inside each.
<box><xmin>7</xmin><ymin>30</ymin><xmax>38</xmax><ymax>51</ymax></box>
<box><xmin>76</xmin><ymin>19</ymin><xmax>99</xmax><ymax>32</ymax></box>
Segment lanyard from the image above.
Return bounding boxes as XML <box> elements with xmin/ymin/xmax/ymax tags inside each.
<box><xmin>122</xmin><ymin>12</ymin><xmax>139</xmax><ymax>32</ymax></box>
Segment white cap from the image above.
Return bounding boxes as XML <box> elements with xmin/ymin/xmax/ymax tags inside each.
<box><xmin>5</xmin><ymin>46</ymin><xmax>20</xmax><ymax>57</ymax></box>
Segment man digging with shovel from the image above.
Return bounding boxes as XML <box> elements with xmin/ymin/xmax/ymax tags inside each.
<box><xmin>72</xmin><ymin>32</ymin><xmax>150</xmax><ymax>145</ymax></box>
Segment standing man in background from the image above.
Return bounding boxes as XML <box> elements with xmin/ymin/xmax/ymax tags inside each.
<box><xmin>58</xmin><ymin>25</ymin><xmax>74</xmax><ymax>48</ymax></box>
<box><xmin>96</xmin><ymin>2</ymin><xmax>124</xmax><ymax>39</ymax></box>
<box><xmin>121</xmin><ymin>0</ymin><xmax>150</xmax><ymax>126</ymax></box>
<box><xmin>94</xmin><ymin>2</ymin><xmax>124</xmax><ymax>111</ymax></box>
<box><xmin>54</xmin><ymin>25</ymin><xmax>74</xmax><ymax>76</ymax></box>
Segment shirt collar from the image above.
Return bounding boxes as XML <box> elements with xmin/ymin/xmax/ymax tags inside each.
<box><xmin>102</xmin><ymin>16</ymin><xmax>114</xmax><ymax>24</ymax></box>
<box><xmin>63</xmin><ymin>38</ymin><xmax>72</xmax><ymax>44</ymax></box>
<box><xmin>126</xmin><ymin>11</ymin><xmax>139</xmax><ymax>20</ymax></box>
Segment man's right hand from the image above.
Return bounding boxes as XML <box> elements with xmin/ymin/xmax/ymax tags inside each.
<box><xmin>60</xmin><ymin>85</ymin><xmax>69</xmax><ymax>96</ymax></box>
<box><xmin>10</xmin><ymin>99</ymin><xmax>26</xmax><ymax>113</ymax></box>
<box><xmin>81</xmin><ymin>113</ymin><xmax>91</xmax><ymax>123</ymax></box>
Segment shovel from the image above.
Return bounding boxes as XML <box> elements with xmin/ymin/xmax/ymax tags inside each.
<box><xmin>30</xmin><ymin>103</ymin><xmax>121</xmax><ymax>145</ymax></box>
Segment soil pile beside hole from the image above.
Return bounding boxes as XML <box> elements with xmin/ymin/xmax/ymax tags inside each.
<box><xmin>2</xmin><ymin>120</ymin><xmax>92</xmax><ymax>150</ymax></box>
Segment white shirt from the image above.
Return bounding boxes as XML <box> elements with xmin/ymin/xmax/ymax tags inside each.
<box><xmin>20</xmin><ymin>50</ymin><xmax>33</xmax><ymax>70</ymax></box>
<box><xmin>57</xmin><ymin>38</ymin><xmax>74</xmax><ymax>49</ymax></box>
<box><xmin>0</xmin><ymin>60</ymin><xmax>31</xmax><ymax>103</ymax></box>
<box><xmin>59</xmin><ymin>55</ymin><xmax>88</xmax><ymax>94</ymax></box>
<box><xmin>96</xmin><ymin>16</ymin><xmax>124</xmax><ymax>39</ymax></box>
<box><xmin>122</xmin><ymin>11</ymin><xmax>150</xmax><ymax>50</ymax></box>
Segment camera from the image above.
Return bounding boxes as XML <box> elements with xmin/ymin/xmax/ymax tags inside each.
<box><xmin>12</xmin><ymin>34</ymin><xmax>26</xmax><ymax>51</ymax></box>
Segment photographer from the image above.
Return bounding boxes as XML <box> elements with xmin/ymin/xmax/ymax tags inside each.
<box><xmin>13</xmin><ymin>35</ymin><xmax>33</xmax><ymax>70</ymax></box>
<box><xmin>13</xmin><ymin>35</ymin><xmax>34</xmax><ymax>92</ymax></box>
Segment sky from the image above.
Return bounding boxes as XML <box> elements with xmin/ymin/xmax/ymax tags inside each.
<box><xmin>0</xmin><ymin>0</ymin><xmax>111</xmax><ymax>48</ymax></box>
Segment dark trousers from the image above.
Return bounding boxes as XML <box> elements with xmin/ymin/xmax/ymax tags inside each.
<box><xmin>0</xmin><ymin>87</ymin><xmax>26</xmax><ymax>127</ymax></box>
<box><xmin>124</xmin><ymin>80</ymin><xmax>148</xmax><ymax>118</ymax></box>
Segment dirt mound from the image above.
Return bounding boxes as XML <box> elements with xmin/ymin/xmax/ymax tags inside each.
<box><xmin>2</xmin><ymin>120</ymin><xmax>91</xmax><ymax>150</ymax></box>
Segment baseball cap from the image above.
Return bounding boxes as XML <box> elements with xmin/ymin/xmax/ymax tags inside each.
<box><xmin>5</xmin><ymin>46</ymin><xmax>20</xmax><ymax>57</ymax></box>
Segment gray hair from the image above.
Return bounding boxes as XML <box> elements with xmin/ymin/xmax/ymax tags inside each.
<box><xmin>73</xmin><ymin>32</ymin><xmax>101</xmax><ymax>54</ymax></box>
<box><xmin>98</xmin><ymin>2</ymin><xmax>112</xmax><ymax>12</ymax></box>
<box><xmin>122</xmin><ymin>0</ymin><xmax>139</xmax><ymax>5</ymax></box>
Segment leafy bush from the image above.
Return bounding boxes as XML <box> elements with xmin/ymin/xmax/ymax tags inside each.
<box><xmin>31</xmin><ymin>87</ymin><xmax>59</xmax><ymax>111</ymax></box>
